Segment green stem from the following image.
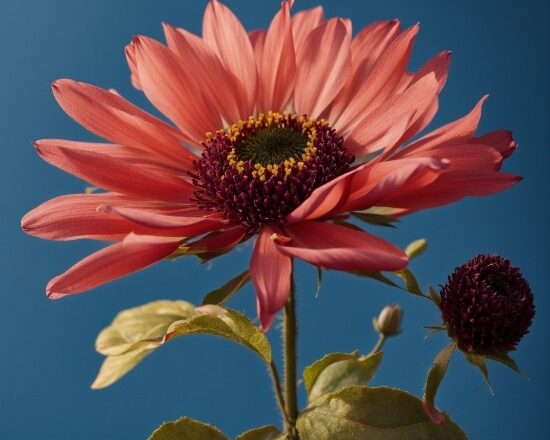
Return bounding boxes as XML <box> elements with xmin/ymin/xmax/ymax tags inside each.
<box><xmin>284</xmin><ymin>276</ymin><xmax>299</xmax><ymax>438</ymax></box>
<box><xmin>268</xmin><ymin>360</ymin><xmax>290</xmax><ymax>428</ymax></box>
<box><xmin>368</xmin><ymin>334</ymin><xmax>387</xmax><ymax>356</ymax></box>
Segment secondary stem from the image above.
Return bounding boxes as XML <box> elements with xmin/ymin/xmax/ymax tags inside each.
<box><xmin>284</xmin><ymin>277</ymin><xmax>299</xmax><ymax>438</ymax></box>
<box><xmin>268</xmin><ymin>360</ymin><xmax>290</xmax><ymax>428</ymax></box>
<box><xmin>368</xmin><ymin>333</ymin><xmax>387</xmax><ymax>356</ymax></box>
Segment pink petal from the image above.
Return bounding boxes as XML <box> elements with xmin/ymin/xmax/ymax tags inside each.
<box><xmin>295</xmin><ymin>18</ymin><xmax>351</xmax><ymax>118</ymax></box>
<box><xmin>35</xmin><ymin>139</ymin><xmax>189</xmax><ymax>175</ymax></box>
<box><xmin>396</xmin><ymin>96</ymin><xmax>488</xmax><ymax>158</ymax></box>
<box><xmin>292</xmin><ymin>6</ymin><xmax>324</xmax><ymax>57</ymax></box>
<box><xmin>125</xmin><ymin>42</ymin><xmax>142</xmax><ymax>90</ymax></box>
<box><xmin>345</xmin><ymin>73</ymin><xmax>441</xmax><ymax>156</ymax></box>
<box><xmin>407</xmin><ymin>143</ymin><xmax>504</xmax><ymax>172</ymax></box>
<box><xmin>249</xmin><ymin>30</ymin><xmax>266</xmax><ymax>65</ymax></box>
<box><xmin>341</xmin><ymin>156</ymin><xmax>446</xmax><ymax>212</ymax></box>
<box><xmin>331</xmin><ymin>25</ymin><xmax>418</xmax><ymax>135</ymax></box>
<box><xmin>286</xmin><ymin>171</ymin><xmax>352</xmax><ymax>224</ymax></box>
<box><xmin>47</xmin><ymin>234</ymin><xmax>183</xmax><ymax>299</ymax></box>
<box><xmin>188</xmin><ymin>225</ymin><xmax>246</xmax><ymax>253</ymax></box>
<box><xmin>350</xmin><ymin>20</ymin><xmax>401</xmax><ymax>69</ymax></box>
<box><xmin>391</xmin><ymin>51</ymin><xmax>451</xmax><ymax>146</ymax></box>
<box><xmin>381</xmin><ymin>171</ymin><xmax>520</xmax><ymax>213</ymax></box>
<box><xmin>469</xmin><ymin>130</ymin><xmax>517</xmax><ymax>159</ymax></box>
<box><xmin>163</xmin><ymin>24</ymin><xmax>247</xmax><ymax>124</ymax></box>
<box><xmin>257</xmin><ymin>1</ymin><xmax>296</xmax><ymax>113</ymax></box>
<box><xmin>34</xmin><ymin>140</ymin><xmax>194</xmax><ymax>203</ymax></box>
<box><xmin>52</xmin><ymin>80</ymin><xmax>194</xmax><ymax>167</ymax></box>
<box><xmin>329</xmin><ymin>20</ymin><xmax>401</xmax><ymax>126</ymax></box>
<box><xmin>98</xmin><ymin>205</ymin><xmax>227</xmax><ymax>236</ymax></box>
<box><xmin>276</xmin><ymin>221</ymin><xmax>407</xmax><ymax>272</ymax></box>
<box><xmin>21</xmin><ymin>193</ymin><xmax>181</xmax><ymax>241</ymax></box>
<box><xmin>202</xmin><ymin>0</ymin><xmax>257</xmax><ymax>116</ymax></box>
<box><xmin>131</xmin><ymin>36</ymin><xmax>222</xmax><ymax>145</ymax></box>
<box><xmin>250</xmin><ymin>227</ymin><xmax>292</xmax><ymax>331</ymax></box>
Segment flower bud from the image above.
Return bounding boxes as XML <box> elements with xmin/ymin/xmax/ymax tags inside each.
<box><xmin>373</xmin><ymin>304</ymin><xmax>403</xmax><ymax>337</ymax></box>
<box><xmin>439</xmin><ymin>255</ymin><xmax>535</xmax><ymax>354</ymax></box>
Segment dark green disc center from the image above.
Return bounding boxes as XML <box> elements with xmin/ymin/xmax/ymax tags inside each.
<box><xmin>237</xmin><ymin>127</ymin><xmax>308</xmax><ymax>164</ymax></box>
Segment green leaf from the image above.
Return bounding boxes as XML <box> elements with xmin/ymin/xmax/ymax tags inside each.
<box><xmin>465</xmin><ymin>353</ymin><xmax>493</xmax><ymax>394</ymax></box>
<box><xmin>202</xmin><ymin>270</ymin><xmax>250</xmax><ymax>305</ymax></box>
<box><xmin>405</xmin><ymin>238</ymin><xmax>428</xmax><ymax>259</ymax></box>
<box><xmin>315</xmin><ymin>267</ymin><xmax>323</xmax><ymax>297</ymax></box>
<box><xmin>167</xmin><ymin>306</ymin><xmax>271</xmax><ymax>364</ymax></box>
<box><xmin>486</xmin><ymin>352</ymin><xmax>522</xmax><ymax>374</ymax></box>
<box><xmin>85</xmin><ymin>186</ymin><xmax>99</xmax><ymax>194</ymax></box>
<box><xmin>236</xmin><ymin>426</ymin><xmax>283</xmax><ymax>440</ymax></box>
<box><xmin>423</xmin><ymin>343</ymin><xmax>456</xmax><ymax>422</ymax></box>
<box><xmin>148</xmin><ymin>416</ymin><xmax>227</xmax><ymax>440</ymax></box>
<box><xmin>308</xmin><ymin>352</ymin><xmax>383</xmax><ymax>402</ymax></box>
<box><xmin>303</xmin><ymin>352</ymin><xmax>357</xmax><ymax>393</ymax></box>
<box><xmin>352</xmin><ymin>211</ymin><xmax>400</xmax><ymax>228</ymax></box>
<box><xmin>355</xmin><ymin>269</ymin><xmax>428</xmax><ymax>298</ymax></box>
<box><xmin>297</xmin><ymin>386</ymin><xmax>467</xmax><ymax>440</ymax></box>
<box><xmin>428</xmin><ymin>286</ymin><xmax>442</xmax><ymax>305</ymax></box>
<box><xmin>92</xmin><ymin>301</ymin><xmax>271</xmax><ymax>389</ymax></box>
<box><xmin>395</xmin><ymin>268</ymin><xmax>425</xmax><ymax>296</ymax></box>
<box><xmin>355</xmin><ymin>271</ymin><xmax>401</xmax><ymax>289</ymax></box>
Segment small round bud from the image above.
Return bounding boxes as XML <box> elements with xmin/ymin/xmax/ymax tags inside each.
<box><xmin>373</xmin><ymin>304</ymin><xmax>403</xmax><ymax>337</ymax></box>
<box><xmin>439</xmin><ymin>255</ymin><xmax>535</xmax><ymax>354</ymax></box>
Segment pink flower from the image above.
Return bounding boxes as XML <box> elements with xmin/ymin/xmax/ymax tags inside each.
<box><xmin>22</xmin><ymin>1</ymin><xmax>519</xmax><ymax>330</ymax></box>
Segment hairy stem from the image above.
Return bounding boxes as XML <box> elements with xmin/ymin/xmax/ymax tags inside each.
<box><xmin>268</xmin><ymin>360</ymin><xmax>290</xmax><ymax>428</ymax></box>
<box><xmin>284</xmin><ymin>276</ymin><xmax>299</xmax><ymax>438</ymax></box>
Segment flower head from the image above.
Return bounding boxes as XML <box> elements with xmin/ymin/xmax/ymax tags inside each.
<box><xmin>373</xmin><ymin>304</ymin><xmax>403</xmax><ymax>337</ymax></box>
<box><xmin>439</xmin><ymin>255</ymin><xmax>535</xmax><ymax>354</ymax></box>
<box><xmin>22</xmin><ymin>0</ymin><xmax>520</xmax><ymax>330</ymax></box>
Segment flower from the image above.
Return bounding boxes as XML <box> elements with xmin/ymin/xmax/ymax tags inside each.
<box><xmin>439</xmin><ymin>255</ymin><xmax>535</xmax><ymax>354</ymax></box>
<box><xmin>373</xmin><ymin>304</ymin><xmax>403</xmax><ymax>337</ymax></box>
<box><xmin>22</xmin><ymin>1</ymin><xmax>520</xmax><ymax>330</ymax></box>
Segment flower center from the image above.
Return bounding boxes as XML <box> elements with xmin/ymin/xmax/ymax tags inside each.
<box><xmin>192</xmin><ymin>112</ymin><xmax>354</xmax><ymax>233</ymax></box>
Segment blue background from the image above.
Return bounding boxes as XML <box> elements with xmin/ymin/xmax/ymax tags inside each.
<box><xmin>1</xmin><ymin>0</ymin><xmax>548</xmax><ymax>438</ymax></box>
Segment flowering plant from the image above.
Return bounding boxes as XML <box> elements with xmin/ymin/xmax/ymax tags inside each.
<box><xmin>22</xmin><ymin>1</ymin><xmax>534</xmax><ymax>438</ymax></box>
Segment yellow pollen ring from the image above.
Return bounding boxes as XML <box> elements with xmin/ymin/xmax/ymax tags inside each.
<box><xmin>219</xmin><ymin>112</ymin><xmax>321</xmax><ymax>180</ymax></box>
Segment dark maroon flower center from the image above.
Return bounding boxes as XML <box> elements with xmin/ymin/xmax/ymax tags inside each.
<box><xmin>439</xmin><ymin>255</ymin><xmax>535</xmax><ymax>354</ymax></box>
<box><xmin>191</xmin><ymin>112</ymin><xmax>354</xmax><ymax>233</ymax></box>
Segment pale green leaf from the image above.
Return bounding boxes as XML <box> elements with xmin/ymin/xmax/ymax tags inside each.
<box><xmin>395</xmin><ymin>268</ymin><xmax>425</xmax><ymax>296</ymax></box>
<box><xmin>92</xmin><ymin>301</ymin><xmax>271</xmax><ymax>389</ymax></box>
<box><xmin>297</xmin><ymin>386</ymin><xmax>467</xmax><ymax>440</ymax></box>
<box><xmin>351</xmin><ymin>211</ymin><xmax>399</xmax><ymax>228</ymax></box>
<box><xmin>308</xmin><ymin>352</ymin><xmax>383</xmax><ymax>402</ymax></box>
<box><xmin>92</xmin><ymin>346</ymin><xmax>152</xmax><ymax>389</ymax></box>
<box><xmin>148</xmin><ymin>416</ymin><xmax>227</xmax><ymax>440</ymax></box>
<box><xmin>96</xmin><ymin>300</ymin><xmax>195</xmax><ymax>356</ymax></box>
<box><xmin>85</xmin><ymin>186</ymin><xmax>99</xmax><ymax>194</ymax></box>
<box><xmin>167</xmin><ymin>306</ymin><xmax>271</xmax><ymax>364</ymax></box>
<box><xmin>405</xmin><ymin>238</ymin><xmax>428</xmax><ymax>259</ymax></box>
<box><xmin>236</xmin><ymin>426</ymin><xmax>283</xmax><ymax>440</ymax></box>
<box><xmin>423</xmin><ymin>343</ymin><xmax>456</xmax><ymax>417</ymax></box>
<box><xmin>202</xmin><ymin>270</ymin><xmax>250</xmax><ymax>305</ymax></box>
<box><xmin>303</xmin><ymin>352</ymin><xmax>357</xmax><ymax>393</ymax></box>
